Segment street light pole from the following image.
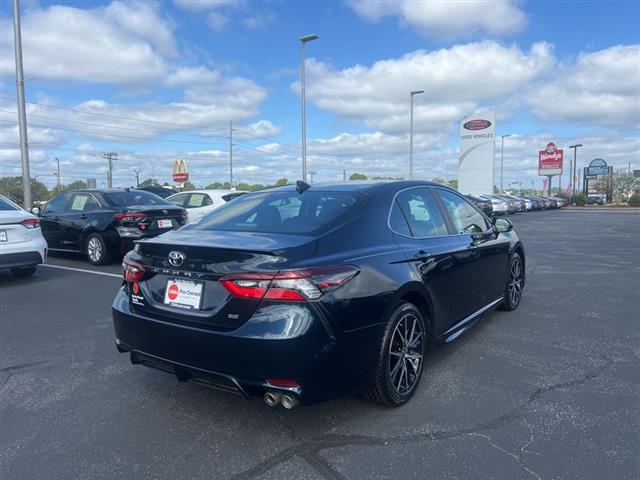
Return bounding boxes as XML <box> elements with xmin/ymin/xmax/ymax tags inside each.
<box><xmin>54</xmin><ymin>157</ymin><xmax>61</xmax><ymax>194</ymax></box>
<box><xmin>409</xmin><ymin>90</ymin><xmax>424</xmax><ymax>180</ymax></box>
<box><xmin>300</xmin><ymin>34</ymin><xmax>319</xmax><ymax>184</ymax></box>
<box><xmin>500</xmin><ymin>134</ymin><xmax>511</xmax><ymax>193</ymax></box>
<box><xmin>569</xmin><ymin>144</ymin><xmax>583</xmax><ymax>205</ymax></box>
<box><xmin>12</xmin><ymin>0</ymin><xmax>31</xmax><ymax>209</ymax></box>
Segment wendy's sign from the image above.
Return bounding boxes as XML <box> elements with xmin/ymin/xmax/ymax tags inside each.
<box><xmin>538</xmin><ymin>142</ymin><xmax>563</xmax><ymax>176</ymax></box>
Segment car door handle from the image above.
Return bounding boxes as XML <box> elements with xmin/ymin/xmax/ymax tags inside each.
<box><xmin>79</xmin><ymin>214</ymin><xmax>88</xmax><ymax>219</ymax></box>
<box><xmin>413</xmin><ymin>250</ymin><xmax>433</xmax><ymax>262</ymax></box>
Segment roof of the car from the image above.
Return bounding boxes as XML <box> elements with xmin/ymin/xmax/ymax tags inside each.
<box><xmin>254</xmin><ymin>180</ymin><xmax>444</xmax><ymax>194</ymax></box>
<box><xmin>169</xmin><ymin>189</ymin><xmax>243</xmax><ymax>196</ymax></box>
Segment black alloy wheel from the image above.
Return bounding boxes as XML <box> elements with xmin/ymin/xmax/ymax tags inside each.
<box><xmin>364</xmin><ymin>302</ymin><xmax>427</xmax><ymax>407</ymax></box>
<box><xmin>500</xmin><ymin>253</ymin><xmax>524</xmax><ymax>311</ymax></box>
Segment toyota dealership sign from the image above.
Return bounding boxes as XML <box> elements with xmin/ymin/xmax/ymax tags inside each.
<box><xmin>538</xmin><ymin>142</ymin><xmax>563</xmax><ymax>176</ymax></box>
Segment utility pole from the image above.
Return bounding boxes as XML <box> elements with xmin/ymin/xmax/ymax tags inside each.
<box><xmin>103</xmin><ymin>152</ymin><xmax>117</xmax><ymax>188</ymax></box>
<box><xmin>54</xmin><ymin>157</ymin><xmax>61</xmax><ymax>194</ymax></box>
<box><xmin>132</xmin><ymin>168</ymin><xmax>142</xmax><ymax>187</ymax></box>
<box><xmin>229</xmin><ymin>120</ymin><xmax>234</xmax><ymax>188</ymax></box>
<box><xmin>500</xmin><ymin>134</ymin><xmax>511</xmax><ymax>193</ymax></box>
<box><xmin>569</xmin><ymin>144</ymin><xmax>583</xmax><ymax>205</ymax></box>
<box><xmin>309</xmin><ymin>170</ymin><xmax>316</xmax><ymax>184</ymax></box>
<box><xmin>409</xmin><ymin>90</ymin><xmax>424</xmax><ymax>180</ymax></box>
<box><xmin>12</xmin><ymin>0</ymin><xmax>31</xmax><ymax>209</ymax></box>
<box><xmin>343</xmin><ymin>169</ymin><xmax>346</xmax><ymax>182</ymax></box>
<box><xmin>300</xmin><ymin>34</ymin><xmax>319</xmax><ymax>183</ymax></box>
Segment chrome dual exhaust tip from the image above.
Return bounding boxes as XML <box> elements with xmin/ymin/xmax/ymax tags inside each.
<box><xmin>263</xmin><ymin>391</ymin><xmax>281</xmax><ymax>407</ymax></box>
<box><xmin>263</xmin><ymin>391</ymin><xmax>299</xmax><ymax>409</ymax></box>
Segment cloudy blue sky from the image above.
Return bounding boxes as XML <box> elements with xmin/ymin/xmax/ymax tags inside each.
<box><xmin>1</xmin><ymin>0</ymin><xmax>639</xmax><ymax>189</ymax></box>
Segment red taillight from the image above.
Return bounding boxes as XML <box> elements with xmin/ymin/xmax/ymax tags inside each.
<box><xmin>220</xmin><ymin>265</ymin><xmax>359</xmax><ymax>302</ymax></box>
<box><xmin>267</xmin><ymin>379</ymin><xmax>300</xmax><ymax>388</ymax></box>
<box><xmin>122</xmin><ymin>256</ymin><xmax>146</xmax><ymax>282</ymax></box>
<box><xmin>113</xmin><ymin>212</ymin><xmax>146</xmax><ymax>222</ymax></box>
<box><xmin>21</xmin><ymin>218</ymin><xmax>40</xmax><ymax>229</ymax></box>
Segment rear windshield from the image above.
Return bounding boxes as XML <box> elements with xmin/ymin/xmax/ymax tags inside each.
<box><xmin>191</xmin><ymin>190</ymin><xmax>362</xmax><ymax>235</ymax></box>
<box><xmin>104</xmin><ymin>191</ymin><xmax>170</xmax><ymax>207</ymax></box>
<box><xmin>0</xmin><ymin>195</ymin><xmax>21</xmax><ymax>211</ymax></box>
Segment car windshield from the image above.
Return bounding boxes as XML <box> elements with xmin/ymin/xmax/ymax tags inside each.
<box><xmin>191</xmin><ymin>190</ymin><xmax>361</xmax><ymax>235</ymax></box>
<box><xmin>0</xmin><ymin>195</ymin><xmax>21</xmax><ymax>211</ymax></box>
<box><xmin>104</xmin><ymin>191</ymin><xmax>170</xmax><ymax>207</ymax></box>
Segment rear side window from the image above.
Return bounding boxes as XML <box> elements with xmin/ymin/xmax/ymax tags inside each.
<box><xmin>192</xmin><ymin>191</ymin><xmax>362</xmax><ymax>235</ymax></box>
<box><xmin>168</xmin><ymin>193</ymin><xmax>189</xmax><ymax>207</ymax></box>
<box><xmin>104</xmin><ymin>191</ymin><xmax>169</xmax><ymax>207</ymax></box>
<box><xmin>69</xmin><ymin>194</ymin><xmax>100</xmax><ymax>212</ymax></box>
<box><xmin>436</xmin><ymin>189</ymin><xmax>489</xmax><ymax>234</ymax></box>
<box><xmin>0</xmin><ymin>195</ymin><xmax>20</xmax><ymax>211</ymax></box>
<box><xmin>187</xmin><ymin>193</ymin><xmax>213</xmax><ymax>208</ymax></box>
<box><xmin>392</xmin><ymin>188</ymin><xmax>447</xmax><ymax>237</ymax></box>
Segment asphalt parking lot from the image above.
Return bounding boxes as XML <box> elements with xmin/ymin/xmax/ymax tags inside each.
<box><xmin>1</xmin><ymin>209</ymin><xmax>638</xmax><ymax>480</ymax></box>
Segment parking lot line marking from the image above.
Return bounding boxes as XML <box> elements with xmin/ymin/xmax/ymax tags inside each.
<box><xmin>42</xmin><ymin>264</ymin><xmax>121</xmax><ymax>279</ymax></box>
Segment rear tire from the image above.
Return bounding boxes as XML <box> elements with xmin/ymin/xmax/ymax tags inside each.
<box><xmin>363</xmin><ymin>302</ymin><xmax>427</xmax><ymax>407</ymax></box>
<box><xmin>500</xmin><ymin>253</ymin><xmax>524</xmax><ymax>311</ymax></box>
<box><xmin>10</xmin><ymin>266</ymin><xmax>36</xmax><ymax>277</ymax></box>
<box><xmin>86</xmin><ymin>233</ymin><xmax>111</xmax><ymax>266</ymax></box>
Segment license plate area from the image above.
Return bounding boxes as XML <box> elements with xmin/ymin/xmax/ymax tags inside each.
<box><xmin>157</xmin><ymin>219</ymin><xmax>173</xmax><ymax>229</ymax></box>
<box><xmin>164</xmin><ymin>279</ymin><xmax>204</xmax><ymax>310</ymax></box>
<box><xmin>0</xmin><ymin>230</ymin><xmax>6</xmax><ymax>242</ymax></box>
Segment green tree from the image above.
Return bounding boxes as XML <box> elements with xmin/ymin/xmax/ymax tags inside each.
<box><xmin>0</xmin><ymin>176</ymin><xmax>50</xmax><ymax>206</ymax></box>
<box><xmin>612</xmin><ymin>169</ymin><xmax>639</xmax><ymax>201</ymax></box>
<box><xmin>182</xmin><ymin>181</ymin><xmax>196</xmax><ymax>191</ymax></box>
<box><xmin>349</xmin><ymin>173</ymin><xmax>367</xmax><ymax>181</ymax></box>
<box><xmin>432</xmin><ymin>177</ymin><xmax>446</xmax><ymax>184</ymax></box>
<box><xmin>275</xmin><ymin>178</ymin><xmax>288</xmax><ymax>186</ymax></box>
<box><xmin>62</xmin><ymin>180</ymin><xmax>88</xmax><ymax>192</ymax></box>
<box><xmin>138</xmin><ymin>178</ymin><xmax>156</xmax><ymax>188</ymax></box>
<box><xmin>446</xmin><ymin>179</ymin><xmax>458</xmax><ymax>190</ymax></box>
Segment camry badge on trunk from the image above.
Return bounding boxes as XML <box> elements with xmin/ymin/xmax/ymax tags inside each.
<box><xmin>168</xmin><ymin>251</ymin><xmax>186</xmax><ymax>267</ymax></box>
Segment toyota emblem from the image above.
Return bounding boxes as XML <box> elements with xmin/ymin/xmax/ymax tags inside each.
<box><xmin>168</xmin><ymin>251</ymin><xmax>185</xmax><ymax>267</ymax></box>
<box><xmin>162</xmin><ymin>209</ymin><xmax>168</xmax><ymax>215</ymax></box>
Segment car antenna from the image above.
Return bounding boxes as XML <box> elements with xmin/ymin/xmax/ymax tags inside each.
<box><xmin>296</xmin><ymin>180</ymin><xmax>311</xmax><ymax>194</ymax></box>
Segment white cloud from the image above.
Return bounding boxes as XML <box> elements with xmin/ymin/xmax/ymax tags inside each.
<box><xmin>0</xmin><ymin>2</ymin><xmax>173</xmax><ymax>85</ymax></box>
<box><xmin>348</xmin><ymin>0</ymin><xmax>527</xmax><ymax>38</ymax></box>
<box><xmin>527</xmin><ymin>45</ymin><xmax>640</xmax><ymax>126</ymax></box>
<box><xmin>173</xmin><ymin>0</ymin><xmax>240</xmax><ymax>11</ymax></box>
<box><xmin>207</xmin><ymin>11</ymin><xmax>230</xmax><ymax>31</ymax></box>
<box><xmin>298</xmin><ymin>41</ymin><xmax>555</xmax><ymax>134</ymax></box>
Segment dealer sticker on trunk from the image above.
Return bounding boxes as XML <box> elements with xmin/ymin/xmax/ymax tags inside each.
<box><xmin>164</xmin><ymin>279</ymin><xmax>203</xmax><ymax>310</ymax></box>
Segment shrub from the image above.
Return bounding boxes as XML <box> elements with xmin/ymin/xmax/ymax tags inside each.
<box><xmin>629</xmin><ymin>195</ymin><xmax>640</xmax><ymax>207</ymax></box>
<box><xmin>575</xmin><ymin>194</ymin><xmax>588</xmax><ymax>206</ymax></box>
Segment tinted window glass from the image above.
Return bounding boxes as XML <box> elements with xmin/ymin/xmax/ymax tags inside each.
<box><xmin>168</xmin><ymin>193</ymin><xmax>189</xmax><ymax>207</ymax></box>
<box><xmin>192</xmin><ymin>191</ymin><xmax>360</xmax><ymax>235</ymax></box>
<box><xmin>42</xmin><ymin>194</ymin><xmax>69</xmax><ymax>214</ymax></box>
<box><xmin>389</xmin><ymin>201</ymin><xmax>411</xmax><ymax>236</ymax></box>
<box><xmin>0</xmin><ymin>195</ymin><xmax>20</xmax><ymax>211</ymax></box>
<box><xmin>187</xmin><ymin>193</ymin><xmax>211</xmax><ymax>208</ymax></box>
<box><xmin>104</xmin><ymin>191</ymin><xmax>169</xmax><ymax>207</ymax></box>
<box><xmin>437</xmin><ymin>189</ymin><xmax>489</xmax><ymax>234</ymax></box>
<box><xmin>69</xmin><ymin>194</ymin><xmax>100</xmax><ymax>212</ymax></box>
<box><xmin>394</xmin><ymin>188</ymin><xmax>447</xmax><ymax>237</ymax></box>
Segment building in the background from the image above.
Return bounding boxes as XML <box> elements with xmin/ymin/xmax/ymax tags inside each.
<box><xmin>458</xmin><ymin>111</ymin><xmax>495</xmax><ymax>195</ymax></box>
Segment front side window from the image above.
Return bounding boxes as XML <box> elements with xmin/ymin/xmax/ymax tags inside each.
<box><xmin>393</xmin><ymin>188</ymin><xmax>447</xmax><ymax>237</ymax></box>
<box><xmin>436</xmin><ymin>189</ymin><xmax>489</xmax><ymax>234</ymax></box>
<box><xmin>42</xmin><ymin>194</ymin><xmax>69</xmax><ymax>215</ymax></box>
<box><xmin>192</xmin><ymin>191</ymin><xmax>362</xmax><ymax>235</ymax></box>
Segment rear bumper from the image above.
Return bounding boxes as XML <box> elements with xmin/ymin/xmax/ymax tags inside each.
<box><xmin>111</xmin><ymin>288</ymin><xmax>369</xmax><ymax>404</ymax></box>
<box><xmin>0</xmin><ymin>247</ymin><xmax>45</xmax><ymax>269</ymax></box>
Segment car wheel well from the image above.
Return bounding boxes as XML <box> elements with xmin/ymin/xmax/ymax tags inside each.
<box><xmin>513</xmin><ymin>245</ymin><xmax>525</xmax><ymax>271</ymax></box>
<box><xmin>399</xmin><ymin>290</ymin><xmax>432</xmax><ymax>335</ymax></box>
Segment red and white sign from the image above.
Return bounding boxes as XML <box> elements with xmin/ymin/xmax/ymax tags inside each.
<box><xmin>172</xmin><ymin>159</ymin><xmax>189</xmax><ymax>183</ymax></box>
<box><xmin>538</xmin><ymin>142</ymin><xmax>563</xmax><ymax>176</ymax></box>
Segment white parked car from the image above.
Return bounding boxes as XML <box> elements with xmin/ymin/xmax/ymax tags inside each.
<box><xmin>0</xmin><ymin>194</ymin><xmax>48</xmax><ymax>277</ymax></box>
<box><xmin>166</xmin><ymin>190</ymin><xmax>246</xmax><ymax>223</ymax></box>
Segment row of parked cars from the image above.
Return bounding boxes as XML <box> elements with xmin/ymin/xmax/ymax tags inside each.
<box><xmin>465</xmin><ymin>194</ymin><xmax>566</xmax><ymax>217</ymax></box>
<box><xmin>0</xmin><ymin>187</ymin><xmax>244</xmax><ymax>274</ymax></box>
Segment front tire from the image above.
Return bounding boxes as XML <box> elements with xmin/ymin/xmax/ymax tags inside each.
<box><xmin>363</xmin><ymin>302</ymin><xmax>427</xmax><ymax>407</ymax></box>
<box><xmin>11</xmin><ymin>266</ymin><xmax>36</xmax><ymax>277</ymax></box>
<box><xmin>86</xmin><ymin>233</ymin><xmax>111</xmax><ymax>266</ymax></box>
<box><xmin>500</xmin><ymin>253</ymin><xmax>524</xmax><ymax>311</ymax></box>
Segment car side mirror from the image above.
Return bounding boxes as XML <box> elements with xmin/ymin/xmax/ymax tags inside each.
<box><xmin>31</xmin><ymin>207</ymin><xmax>40</xmax><ymax>216</ymax></box>
<box><xmin>493</xmin><ymin>217</ymin><xmax>513</xmax><ymax>233</ymax></box>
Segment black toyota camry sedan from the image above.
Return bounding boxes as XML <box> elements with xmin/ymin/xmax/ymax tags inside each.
<box><xmin>112</xmin><ymin>181</ymin><xmax>525</xmax><ymax>408</ymax></box>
